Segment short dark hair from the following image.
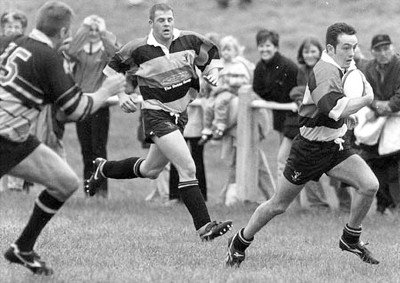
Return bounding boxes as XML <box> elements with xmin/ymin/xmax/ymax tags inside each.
<box><xmin>36</xmin><ymin>1</ymin><xmax>73</xmax><ymax>37</ymax></box>
<box><xmin>326</xmin><ymin>22</ymin><xmax>356</xmax><ymax>48</ymax></box>
<box><xmin>149</xmin><ymin>3</ymin><xmax>173</xmax><ymax>21</ymax></box>
<box><xmin>1</xmin><ymin>10</ymin><xmax>28</xmax><ymax>29</ymax></box>
<box><xmin>256</xmin><ymin>29</ymin><xmax>279</xmax><ymax>47</ymax></box>
<box><xmin>297</xmin><ymin>37</ymin><xmax>323</xmax><ymax>65</ymax></box>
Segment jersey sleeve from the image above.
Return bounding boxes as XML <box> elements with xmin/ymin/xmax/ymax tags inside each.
<box><xmin>105</xmin><ymin>39</ymin><xmax>139</xmax><ymax>76</ymax></box>
<box><xmin>310</xmin><ymin>64</ymin><xmax>349</xmax><ymax>121</ymax></box>
<box><xmin>186</xmin><ymin>31</ymin><xmax>223</xmax><ymax>75</ymax></box>
<box><xmin>40</xmin><ymin>49</ymin><xmax>93</xmax><ymax>121</ymax></box>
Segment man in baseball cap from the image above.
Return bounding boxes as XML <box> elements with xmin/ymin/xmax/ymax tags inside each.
<box><xmin>371</xmin><ymin>34</ymin><xmax>392</xmax><ymax>50</ymax></box>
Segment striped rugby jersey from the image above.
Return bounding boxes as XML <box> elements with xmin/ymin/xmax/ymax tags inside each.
<box><xmin>0</xmin><ymin>29</ymin><xmax>92</xmax><ymax>143</ymax></box>
<box><xmin>298</xmin><ymin>51</ymin><xmax>350</xmax><ymax>142</ymax></box>
<box><xmin>104</xmin><ymin>28</ymin><xmax>223</xmax><ymax>114</ymax></box>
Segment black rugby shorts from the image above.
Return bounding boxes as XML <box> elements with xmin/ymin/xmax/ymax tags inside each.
<box><xmin>141</xmin><ymin>109</ymin><xmax>188</xmax><ymax>144</ymax></box>
<box><xmin>0</xmin><ymin>135</ymin><xmax>40</xmax><ymax>177</ymax></box>
<box><xmin>283</xmin><ymin>135</ymin><xmax>355</xmax><ymax>185</ymax></box>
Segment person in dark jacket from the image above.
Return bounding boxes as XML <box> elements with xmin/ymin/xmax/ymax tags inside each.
<box><xmin>360</xmin><ymin>34</ymin><xmax>400</xmax><ymax>213</ymax></box>
<box><xmin>252</xmin><ymin>29</ymin><xmax>298</xmax><ymax>183</ymax></box>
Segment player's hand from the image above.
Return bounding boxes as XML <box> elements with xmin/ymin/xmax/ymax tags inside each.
<box><xmin>346</xmin><ymin>114</ymin><xmax>358</xmax><ymax>130</ymax></box>
<box><xmin>198</xmin><ymin>134</ymin><xmax>212</xmax><ymax>145</ymax></box>
<box><xmin>374</xmin><ymin>100</ymin><xmax>391</xmax><ymax>116</ymax></box>
<box><xmin>203</xmin><ymin>68</ymin><xmax>219</xmax><ymax>87</ymax></box>
<box><xmin>119</xmin><ymin>93</ymin><xmax>139</xmax><ymax>113</ymax></box>
<box><xmin>212</xmin><ymin>129</ymin><xmax>224</xmax><ymax>140</ymax></box>
<box><xmin>102</xmin><ymin>74</ymin><xmax>126</xmax><ymax>97</ymax></box>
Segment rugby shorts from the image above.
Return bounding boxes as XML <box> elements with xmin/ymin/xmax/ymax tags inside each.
<box><xmin>0</xmin><ymin>135</ymin><xmax>40</xmax><ymax>177</ymax></box>
<box><xmin>142</xmin><ymin>109</ymin><xmax>188</xmax><ymax>144</ymax></box>
<box><xmin>283</xmin><ymin>135</ymin><xmax>355</xmax><ymax>185</ymax></box>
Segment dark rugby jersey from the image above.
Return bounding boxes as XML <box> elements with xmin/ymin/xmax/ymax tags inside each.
<box><xmin>0</xmin><ymin>29</ymin><xmax>92</xmax><ymax>142</ymax></box>
<box><xmin>298</xmin><ymin>51</ymin><xmax>350</xmax><ymax>141</ymax></box>
<box><xmin>104</xmin><ymin>28</ymin><xmax>223</xmax><ymax>113</ymax></box>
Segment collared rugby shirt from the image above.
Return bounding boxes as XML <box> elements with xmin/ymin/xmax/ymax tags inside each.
<box><xmin>298</xmin><ymin>51</ymin><xmax>350</xmax><ymax>142</ymax></box>
<box><xmin>0</xmin><ymin>29</ymin><xmax>92</xmax><ymax>143</ymax></box>
<box><xmin>104</xmin><ymin>28</ymin><xmax>223</xmax><ymax>114</ymax></box>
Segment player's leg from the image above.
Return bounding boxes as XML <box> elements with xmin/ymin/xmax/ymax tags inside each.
<box><xmin>327</xmin><ymin>154</ymin><xmax>380</xmax><ymax>264</ymax></box>
<box><xmin>152</xmin><ymin>130</ymin><xmax>232</xmax><ymax>239</ymax></box>
<box><xmin>226</xmin><ymin>177</ymin><xmax>304</xmax><ymax>267</ymax></box>
<box><xmin>84</xmin><ymin>109</ymin><xmax>171</xmax><ymax>195</ymax></box>
<box><xmin>5</xmin><ymin>143</ymin><xmax>80</xmax><ymax>275</ymax></box>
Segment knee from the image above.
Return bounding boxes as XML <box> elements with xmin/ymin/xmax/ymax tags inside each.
<box><xmin>267</xmin><ymin>199</ymin><xmax>288</xmax><ymax>216</ymax></box>
<box><xmin>143</xmin><ymin>167</ymin><xmax>162</xmax><ymax>180</ymax></box>
<box><xmin>177</xmin><ymin>162</ymin><xmax>196</xmax><ymax>180</ymax></box>
<box><xmin>51</xmin><ymin>172</ymin><xmax>80</xmax><ymax>200</ymax></box>
<box><xmin>359</xmin><ymin>176</ymin><xmax>379</xmax><ymax>197</ymax></box>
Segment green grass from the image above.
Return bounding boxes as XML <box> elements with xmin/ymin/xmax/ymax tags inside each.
<box><xmin>1</xmin><ymin>0</ymin><xmax>400</xmax><ymax>282</ymax></box>
<box><xmin>1</xmin><ymin>190</ymin><xmax>400</xmax><ymax>282</ymax></box>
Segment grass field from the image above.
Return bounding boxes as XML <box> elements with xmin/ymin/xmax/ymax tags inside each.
<box><xmin>1</xmin><ymin>0</ymin><xmax>400</xmax><ymax>282</ymax></box>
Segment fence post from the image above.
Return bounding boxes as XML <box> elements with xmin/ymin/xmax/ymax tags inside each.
<box><xmin>236</xmin><ymin>85</ymin><xmax>258</xmax><ymax>202</ymax></box>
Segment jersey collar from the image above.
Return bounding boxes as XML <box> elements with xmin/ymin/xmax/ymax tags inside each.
<box><xmin>29</xmin><ymin>29</ymin><xmax>54</xmax><ymax>48</ymax></box>
<box><xmin>321</xmin><ymin>50</ymin><xmax>356</xmax><ymax>73</ymax></box>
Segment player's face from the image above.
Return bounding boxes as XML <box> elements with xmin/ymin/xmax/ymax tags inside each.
<box><xmin>3</xmin><ymin>20</ymin><xmax>24</xmax><ymax>36</ymax></box>
<box><xmin>151</xmin><ymin>10</ymin><xmax>174</xmax><ymax>44</ymax></box>
<box><xmin>328</xmin><ymin>33</ymin><xmax>357</xmax><ymax>69</ymax></box>
<box><xmin>257</xmin><ymin>39</ymin><xmax>278</xmax><ymax>62</ymax></box>
<box><xmin>372</xmin><ymin>44</ymin><xmax>394</xmax><ymax>65</ymax></box>
<box><xmin>302</xmin><ymin>44</ymin><xmax>321</xmax><ymax>67</ymax></box>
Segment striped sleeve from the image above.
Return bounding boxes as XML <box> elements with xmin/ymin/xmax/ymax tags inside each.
<box><xmin>40</xmin><ymin>49</ymin><xmax>93</xmax><ymax>121</ymax></box>
<box><xmin>309</xmin><ymin>62</ymin><xmax>349</xmax><ymax>121</ymax></box>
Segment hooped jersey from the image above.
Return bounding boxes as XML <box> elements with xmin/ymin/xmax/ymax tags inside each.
<box><xmin>104</xmin><ymin>28</ymin><xmax>223</xmax><ymax>114</ymax></box>
<box><xmin>0</xmin><ymin>29</ymin><xmax>93</xmax><ymax>142</ymax></box>
<box><xmin>298</xmin><ymin>51</ymin><xmax>350</xmax><ymax>141</ymax></box>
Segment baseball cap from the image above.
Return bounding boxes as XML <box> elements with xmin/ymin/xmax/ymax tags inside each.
<box><xmin>371</xmin><ymin>34</ymin><xmax>392</xmax><ymax>49</ymax></box>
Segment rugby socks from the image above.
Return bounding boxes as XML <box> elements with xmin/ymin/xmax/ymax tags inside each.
<box><xmin>102</xmin><ymin>157</ymin><xmax>144</xmax><ymax>179</ymax></box>
<box><xmin>233</xmin><ymin>228</ymin><xmax>253</xmax><ymax>251</ymax></box>
<box><xmin>179</xmin><ymin>180</ymin><xmax>210</xmax><ymax>230</ymax></box>
<box><xmin>15</xmin><ymin>190</ymin><xmax>64</xmax><ymax>252</ymax></box>
<box><xmin>341</xmin><ymin>223</ymin><xmax>362</xmax><ymax>245</ymax></box>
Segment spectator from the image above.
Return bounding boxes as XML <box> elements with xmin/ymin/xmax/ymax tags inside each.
<box><xmin>289</xmin><ymin>36</ymin><xmax>331</xmax><ymax>209</ymax></box>
<box><xmin>200</xmin><ymin>35</ymin><xmax>273</xmax><ymax>205</ymax></box>
<box><xmin>65</xmin><ymin>15</ymin><xmax>120</xmax><ymax>197</ymax></box>
<box><xmin>359</xmin><ymin>34</ymin><xmax>400</xmax><ymax>214</ymax></box>
<box><xmin>0</xmin><ymin>10</ymin><xmax>27</xmax><ymax>37</ymax></box>
<box><xmin>252</xmin><ymin>29</ymin><xmax>298</xmax><ymax>185</ymax></box>
<box><xmin>201</xmin><ymin>35</ymin><xmax>254</xmax><ymax>143</ymax></box>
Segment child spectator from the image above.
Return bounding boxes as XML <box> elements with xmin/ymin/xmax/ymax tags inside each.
<box><xmin>200</xmin><ymin>35</ymin><xmax>254</xmax><ymax>143</ymax></box>
<box><xmin>0</xmin><ymin>10</ymin><xmax>27</xmax><ymax>37</ymax></box>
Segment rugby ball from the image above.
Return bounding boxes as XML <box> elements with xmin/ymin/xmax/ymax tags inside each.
<box><xmin>342</xmin><ymin>69</ymin><xmax>365</xmax><ymax>98</ymax></box>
